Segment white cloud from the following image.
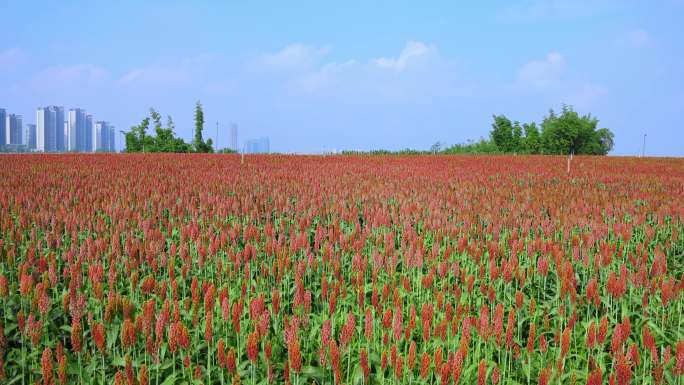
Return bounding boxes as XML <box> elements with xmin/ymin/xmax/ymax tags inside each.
<box><xmin>512</xmin><ymin>52</ymin><xmax>607</xmax><ymax>107</ymax></box>
<box><xmin>29</xmin><ymin>64</ymin><xmax>107</xmax><ymax>89</ymax></box>
<box><xmin>373</xmin><ymin>41</ymin><xmax>437</xmax><ymax>72</ymax></box>
<box><xmin>257</xmin><ymin>44</ymin><xmax>330</xmax><ymax>71</ymax></box>
<box><xmin>119</xmin><ymin>67</ymin><xmax>193</xmax><ymax>86</ymax></box>
<box><xmin>118</xmin><ymin>54</ymin><xmax>220</xmax><ymax>87</ymax></box>
<box><xmin>516</xmin><ymin>52</ymin><xmax>566</xmax><ymax>89</ymax></box>
<box><xmin>0</xmin><ymin>48</ymin><xmax>26</xmax><ymax>69</ymax></box>
<box><xmin>251</xmin><ymin>40</ymin><xmax>453</xmax><ymax>99</ymax></box>
<box><xmin>296</xmin><ymin>60</ymin><xmax>357</xmax><ymax>93</ymax></box>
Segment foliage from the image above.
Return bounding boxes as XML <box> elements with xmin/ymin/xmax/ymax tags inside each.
<box><xmin>490</xmin><ymin>115</ymin><xmax>515</xmax><ymax>153</ymax></box>
<box><xmin>193</xmin><ymin>101</ymin><xmax>213</xmax><ymax>153</ymax></box>
<box><xmin>123</xmin><ymin>109</ymin><xmax>191</xmax><ymax>153</ymax></box>
<box><xmin>216</xmin><ymin>147</ymin><xmax>238</xmax><ymax>154</ymax></box>
<box><xmin>123</xmin><ymin>102</ymin><xmax>217</xmax><ymax>153</ymax></box>
<box><xmin>444</xmin><ymin>105</ymin><xmax>615</xmax><ymax>155</ymax></box>
<box><xmin>540</xmin><ymin>105</ymin><xmax>613</xmax><ymax>155</ymax></box>
<box><xmin>443</xmin><ymin>138</ymin><xmax>500</xmax><ymax>154</ymax></box>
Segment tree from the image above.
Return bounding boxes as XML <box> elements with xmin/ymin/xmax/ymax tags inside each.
<box><xmin>193</xmin><ymin>101</ymin><xmax>213</xmax><ymax>153</ymax></box>
<box><xmin>123</xmin><ymin>117</ymin><xmax>151</xmax><ymax>153</ymax></box>
<box><xmin>450</xmin><ymin>106</ymin><xmax>613</xmax><ymax>156</ymax></box>
<box><xmin>539</xmin><ymin>105</ymin><xmax>614</xmax><ymax>155</ymax></box>
<box><xmin>490</xmin><ymin>115</ymin><xmax>514</xmax><ymax>152</ymax></box>
<box><xmin>522</xmin><ymin>123</ymin><xmax>541</xmax><ymax>154</ymax></box>
<box><xmin>123</xmin><ymin>108</ymin><xmax>191</xmax><ymax>153</ymax></box>
<box><xmin>512</xmin><ymin>121</ymin><xmax>523</xmax><ymax>153</ymax></box>
<box><xmin>193</xmin><ymin>101</ymin><xmax>204</xmax><ymax>148</ymax></box>
<box><xmin>596</xmin><ymin>128</ymin><xmax>614</xmax><ymax>155</ymax></box>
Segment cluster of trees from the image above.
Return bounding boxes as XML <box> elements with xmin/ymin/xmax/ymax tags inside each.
<box><xmin>123</xmin><ymin>102</ymin><xmax>214</xmax><ymax>153</ymax></box>
<box><xmin>444</xmin><ymin>105</ymin><xmax>614</xmax><ymax>155</ymax></box>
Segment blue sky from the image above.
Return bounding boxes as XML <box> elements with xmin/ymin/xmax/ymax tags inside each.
<box><xmin>1</xmin><ymin>0</ymin><xmax>683</xmax><ymax>155</ymax></box>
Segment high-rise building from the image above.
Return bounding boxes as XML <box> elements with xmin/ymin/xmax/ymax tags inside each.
<box><xmin>245</xmin><ymin>137</ymin><xmax>270</xmax><ymax>154</ymax></box>
<box><xmin>25</xmin><ymin>124</ymin><xmax>37</xmax><ymax>150</ymax></box>
<box><xmin>94</xmin><ymin>121</ymin><xmax>108</xmax><ymax>151</ymax></box>
<box><xmin>6</xmin><ymin>114</ymin><xmax>23</xmax><ymax>145</ymax></box>
<box><xmin>37</xmin><ymin>106</ymin><xmax>64</xmax><ymax>152</ymax></box>
<box><xmin>68</xmin><ymin>108</ymin><xmax>87</xmax><ymax>152</ymax></box>
<box><xmin>109</xmin><ymin>125</ymin><xmax>115</xmax><ymax>152</ymax></box>
<box><xmin>231</xmin><ymin>123</ymin><xmax>238</xmax><ymax>151</ymax></box>
<box><xmin>64</xmin><ymin>121</ymin><xmax>69</xmax><ymax>150</ymax></box>
<box><xmin>0</xmin><ymin>108</ymin><xmax>6</xmax><ymax>146</ymax></box>
<box><xmin>95</xmin><ymin>121</ymin><xmax>116</xmax><ymax>152</ymax></box>
<box><xmin>56</xmin><ymin>108</ymin><xmax>65</xmax><ymax>151</ymax></box>
<box><xmin>85</xmin><ymin>114</ymin><xmax>93</xmax><ymax>152</ymax></box>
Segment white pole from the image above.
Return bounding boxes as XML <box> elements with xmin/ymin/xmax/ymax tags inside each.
<box><xmin>642</xmin><ymin>134</ymin><xmax>646</xmax><ymax>157</ymax></box>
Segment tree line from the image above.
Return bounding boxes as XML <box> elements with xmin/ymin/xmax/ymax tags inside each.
<box><xmin>123</xmin><ymin>101</ymin><xmax>215</xmax><ymax>153</ymax></box>
<box><xmin>444</xmin><ymin>105</ymin><xmax>614</xmax><ymax>155</ymax></box>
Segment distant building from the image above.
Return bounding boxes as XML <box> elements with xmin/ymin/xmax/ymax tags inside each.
<box><xmin>95</xmin><ymin>121</ymin><xmax>116</xmax><ymax>152</ymax></box>
<box><xmin>245</xmin><ymin>137</ymin><xmax>270</xmax><ymax>154</ymax></box>
<box><xmin>37</xmin><ymin>106</ymin><xmax>65</xmax><ymax>152</ymax></box>
<box><xmin>64</xmin><ymin>121</ymin><xmax>69</xmax><ymax>150</ymax></box>
<box><xmin>25</xmin><ymin>124</ymin><xmax>36</xmax><ymax>150</ymax></box>
<box><xmin>68</xmin><ymin>108</ymin><xmax>87</xmax><ymax>152</ymax></box>
<box><xmin>85</xmin><ymin>114</ymin><xmax>93</xmax><ymax>152</ymax></box>
<box><xmin>231</xmin><ymin>123</ymin><xmax>238</xmax><ymax>151</ymax></box>
<box><xmin>0</xmin><ymin>108</ymin><xmax>6</xmax><ymax>146</ymax></box>
<box><xmin>94</xmin><ymin>121</ymin><xmax>108</xmax><ymax>151</ymax></box>
<box><xmin>109</xmin><ymin>125</ymin><xmax>115</xmax><ymax>152</ymax></box>
<box><xmin>6</xmin><ymin>114</ymin><xmax>23</xmax><ymax>145</ymax></box>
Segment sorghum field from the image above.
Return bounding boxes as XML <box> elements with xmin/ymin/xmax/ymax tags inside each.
<box><xmin>1</xmin><ymin>154</ymin><xmax>683</xmax><ymax>385</ymax></box>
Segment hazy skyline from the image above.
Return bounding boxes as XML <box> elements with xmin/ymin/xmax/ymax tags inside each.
<box><xmin>1</xmin><ymin>1</ymin><xmax>683</xmax><ymax>155</ymax></box>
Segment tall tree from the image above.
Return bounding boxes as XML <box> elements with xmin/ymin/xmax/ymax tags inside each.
<box><xmin>522</xmin><ymin>123</ymin><xmax>541</xmax><ymax>154</ymax></box>
<box><xmin>596</xmin><ymin>128</ymin><xmax>614</xmax><ymax>155</ymax></box>
<box><xmin>539</xmin><ymin>105</ymin><xmax>613</xmax><ymax>155</ymax></box>
<box><xmin>193</xmin><ymin>101</ymin><xmax>204</xmax><ymax>149</ymax></box>
<box><xmin>123</xmin><ymin>108</ymin><xmax>191</xmax><ymax>153</ymax></box>
<box><xmin>123</xmin><ymin>117</ymin><xmax>151</xmax><ymax>153</ymax></box>
<box><xmin>512</xmin><ymin>121</ymin><xmax>523</xmax><ymax>153</ymax></box>
<box><xmin>193</xmin><ymin>101</ymin><xmax>213</xmax><ymax>153</ymax></box>
<box><xmin>490</xmin><ymin>115</ymin><xmax>514</xmax><ymax>152</ymax></box>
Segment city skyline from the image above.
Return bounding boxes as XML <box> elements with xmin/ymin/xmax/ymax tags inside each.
<box><xmin>245</xmin><ymin>137</ymin><xmax>270</xmax><ymax>154</ymax></box>
<box><xmin>2</xmin><ymin>102</ymin><xmax>271</xmax><ymax>154</ymax></box>
<box><xmin>0</xmin><ymin>104</ymin><xmax>116</xmax><ymax>153</ymax></box>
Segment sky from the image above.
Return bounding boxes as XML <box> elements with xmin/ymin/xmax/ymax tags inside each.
<box><xmin>1</xmin><ymin>0</ymin><xmax>683</xmax><ymax>155</ymax></box>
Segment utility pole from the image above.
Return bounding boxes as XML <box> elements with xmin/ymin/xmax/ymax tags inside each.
<box><xmin>642</xmin><ymin>133</ymin><xmax>646</xmax><ymax>157</ymax></box>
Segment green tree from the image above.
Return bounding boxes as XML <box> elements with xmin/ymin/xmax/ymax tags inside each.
<box><xmin>539</xmin><ymin>105</ymin><xmax>614</xmax><ymax>155</ymax></box>
<box><xmin>512</xmin><ymin>121</ymin><xmax>523</xmax><ymax>153</ymax></box>
<box><xmin>522</xmin><ymin>122</ymin><xmax>541</xmax><ymax>154</ymax></box>
<box><xmin>193</xmin><ymin>101</ymin><xmax>213</xmax><ymax>153</ymax></box>
<box><xmin>123</xmin><ymin>108</ymin><xmax>192</xmax><ymax>153</ymax></box>
<box><xmin>443</xmin><ymin>138</ymin><xmax>500</xmax><ymax>154</ymax></box>
<box><xmin>123</xmin><ymin>117</ymin><xmax>152</xmax><ymax>153</ymax></box>
<box><xmin>596</xmin><ymin>128</ymin><xmax>614</xmax><ymax>155</ymax></box>
<box><xmin>490</xmin><ymin>115</ymin><xmax>514</xmax><ymax>152</ymax></box>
